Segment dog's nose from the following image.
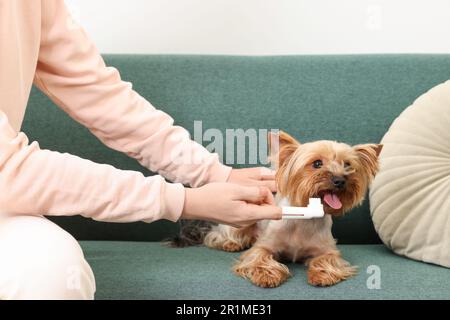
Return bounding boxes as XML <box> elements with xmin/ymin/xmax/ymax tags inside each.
<box><xmin>331</xmin><ymin>176</ymin><xmax>346</xmax><ymax>190</ymax></box>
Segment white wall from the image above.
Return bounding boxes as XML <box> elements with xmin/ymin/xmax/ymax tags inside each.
<box><xmin>68</xmin><ymin>0</ymin><xmax>450</xmax><ymax>55</ymax></box>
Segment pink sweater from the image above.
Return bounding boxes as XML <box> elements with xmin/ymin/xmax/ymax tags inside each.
<box><xmin>0</xmin><ymin>0</ymin><xmax>231</xmax><ymax>223</ymax></box>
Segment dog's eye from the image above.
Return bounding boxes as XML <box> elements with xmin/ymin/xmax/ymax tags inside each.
<box><xmin>344</xmin><ymin>162</ymin><xmax>351</xmax><ymax>168</ymax></box>
<box><xmin>312</xmin><ymin>160</ymin><xmax>323</xmax><ymax>169</ymax></box>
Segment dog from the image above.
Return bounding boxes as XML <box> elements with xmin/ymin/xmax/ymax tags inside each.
<box><xmin>203</xmin><ymin>131</ymin><xmax>382</xmax><ymax>288</ymax></box>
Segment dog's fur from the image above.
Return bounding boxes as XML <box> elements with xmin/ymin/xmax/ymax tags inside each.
<box><xmin>203</xmin><ymin>131</ymin><xmax>382</xmax><ymax>287</ymax></box>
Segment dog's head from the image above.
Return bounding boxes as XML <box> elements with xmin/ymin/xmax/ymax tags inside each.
<box><xmin>269</xmin><ymin>131</ymin><xmax>382</xmax><ymax>216</ymax></box>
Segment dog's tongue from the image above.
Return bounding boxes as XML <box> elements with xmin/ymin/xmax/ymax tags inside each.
<box><xmin>323</xmin><ymin>192</ymin><xmax>342</xmax><ymax>210</ymax></box>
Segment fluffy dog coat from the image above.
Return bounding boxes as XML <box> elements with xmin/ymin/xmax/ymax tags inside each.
<box><xmin>204</xmin><ymin>131</ymin><xmax>382</xmax><ymax>287</ymax></box>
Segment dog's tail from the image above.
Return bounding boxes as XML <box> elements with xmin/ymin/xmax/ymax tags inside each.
<box><xmin>164</xmin><ymin>220</ymin><xmax>215</xmax><ymax>248</ymax></box>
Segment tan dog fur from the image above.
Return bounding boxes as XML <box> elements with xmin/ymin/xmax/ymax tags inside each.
<box><xmin>204</xmin><ymin>131</ymin><xmax>382</xmax><ymax>288</ymax></box>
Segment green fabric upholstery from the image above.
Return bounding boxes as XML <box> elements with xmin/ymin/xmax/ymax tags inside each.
<box><xmin>23</xmin><ymin>54</ymin><xmax>450</xmax><ymax>244</ymax></box>
<box><xmin>81</xmin><ymin>242</ymin><xmax>450</xmax><ymax>300</ymax></box>
<box><xmin>22</xmin><ymin>55</ymin><xmax>450</xmax><ymax>299</ymax></box>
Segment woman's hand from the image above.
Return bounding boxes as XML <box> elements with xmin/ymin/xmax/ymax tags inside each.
<box><xmin>227</xmin><ymin>167</ymin><xmax>277</xmax><ymax>192</ymax></box>
<box><xmin>181</xmin><ymin>183</ymin><xmax>282</xmax><ymax>228</ymax></box>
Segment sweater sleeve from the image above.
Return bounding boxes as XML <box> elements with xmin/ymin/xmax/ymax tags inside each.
<box><xmin>0</xmin><ymin>110</ymin><xmax>184</xmax><ymax>223</ymax></box>
<box><xmin>34</xmin><ymin>0</ymin><xmax>231</xmax><ymax>187</ymax></box>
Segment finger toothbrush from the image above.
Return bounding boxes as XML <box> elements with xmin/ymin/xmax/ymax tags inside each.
<box><xmin>281</xmin><ymin>198</ymin><xmax>325</xmax><ymax>219</ymax></box>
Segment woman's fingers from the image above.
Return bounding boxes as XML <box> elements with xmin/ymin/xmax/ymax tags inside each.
<box><xmin>227</xmin><ymin>167</ymin><xmax>278</xmax><ymax>192</ymax></box>
<box><xmin>238</xmin><ymin>179</ymin><xmax>277</xmax><ymax>192</ymax></box>
<box><xmin>256</xmin><ymin>180</ymin><xmax>277</xmax><ymax>192</ymax></box>
<box><xmin>182</xmin><ymin>182</ymin><xmax>281</xmax><ymax>227</ymax></box>
<box><xmin>257</xmin><ymin>168</ymin><xmax>277</xmax><ymax>192</ymax></box>
<box><xmin>233</xmin><ymin>185</ymin><xmax>281</xmax><ymax>221</ymax></box>
<box><xmin>233</xmin><ymin>185</ymin><xmax>275</xmax><ymax>204</ymax></box>
<box><xmin>259</xmin><ymin>167</ymin><xmax>276</xmax><ymax>180</ymax></box>
<box><xmin>247</xmin><ymin>203</ymin><xmax>282</xmax><ymax>220</ymax></box>
<box><xmin>260</xmin><ymin>174</ymin><xmax>276</xmax><ymax>181</ymax></box>
<box><xmin>258</xmin><ymin>186</ymin><xmax>276</xmax><ymax>205</ymax></box>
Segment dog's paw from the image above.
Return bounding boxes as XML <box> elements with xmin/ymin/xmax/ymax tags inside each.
<box><xmin>234</xmin><ymin>264</ymin><xmax>290</xmax><ymax>288</ymax></box>
<box><xmin>251</xmin><ymin>267</ymin><xmax>290</xmax><ymax>288</ymax></box>
<box><xmin>203</xmin><ymin>230</ymin><xmax>224</xmax><ymax>250</ymax></box>
<box><xmin>307</xmin><ymin>264</ymin><xmax>357</xmax><ymax>287</ymax></box>
<box><xmin>307</xmin><ymin>252</ymin><xmax>357</xmax><ymax>287</ymax></box>
<box><xmin>307</xmin><ymin>269</ymin><xmax>338</xmax><ymax>287</ymax></box>
<box><xmin>204</xmin><ymin>231</ymin><xmax>244</xmax><ymax>252</ymax></box>
<box><xmin>222</xmin><ymin>240</ymin><xmax>245</xmax><ymax>252</ymax></box>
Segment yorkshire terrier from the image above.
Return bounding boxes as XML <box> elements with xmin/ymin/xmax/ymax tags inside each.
<box><xmin>203</xmin><ymin>131</ymin><xmax>382</xmax><ymax>288</ymax></box>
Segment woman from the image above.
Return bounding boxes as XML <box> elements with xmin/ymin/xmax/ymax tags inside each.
<box><xmin>0</xmin><ymin>0</ymin><xmax>281</xmax><ymax>299</ymax></box>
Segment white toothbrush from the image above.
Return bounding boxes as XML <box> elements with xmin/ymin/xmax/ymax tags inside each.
<box><xmin>280</xmin><ymin>198</ymin><xmax>325</xmax><ymax>219</ymax></box>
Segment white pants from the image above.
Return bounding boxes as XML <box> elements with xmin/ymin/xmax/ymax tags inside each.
<box><xmin>0</xmin><ymin>215</ymin><xmax>96</xmax><ymax>300</ymax></box>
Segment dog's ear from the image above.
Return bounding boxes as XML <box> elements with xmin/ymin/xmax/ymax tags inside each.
<box><xmin>268</xmin><ymin>131</ymin><xmax>301</xmax><ymax>169</ymax></box>
<box><xmin>353</xmin><ymin>144</ymin><xmax>383</xmax><ymax>178</ymax></box>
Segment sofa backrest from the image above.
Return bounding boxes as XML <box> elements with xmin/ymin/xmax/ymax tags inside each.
<box><xmin>23</xmin><ymin>54</ymin><xmax>450</xmax><ymax>244</ymax></box>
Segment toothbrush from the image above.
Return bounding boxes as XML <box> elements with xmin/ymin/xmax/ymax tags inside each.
<box><xmin>281</xmin><ymin>198</ymin><xmax>325</xmax><ymax>219</ymax></box>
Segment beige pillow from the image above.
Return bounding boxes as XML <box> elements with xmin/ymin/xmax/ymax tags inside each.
<box><xmin>370</xmin><ymin>80</ymin><xmax>450</xmax><ymax>267</ymax></box>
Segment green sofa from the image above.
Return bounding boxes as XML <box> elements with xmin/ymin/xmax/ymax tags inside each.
<box><xmin>24</xmin><ymin>55</ymin><xmax>450</xmax><ymax>299</ymax></box>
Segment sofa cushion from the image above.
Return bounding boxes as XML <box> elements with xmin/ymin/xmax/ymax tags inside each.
<box><xmin>81</xmin><ymin>241</ymin><xmax>450</xmax><ymax>300</ymax></box>
<box><xmin>24</xmin><ymin>55</ymin><xmax>450</xmax><ymax>243</ymax></box>
<box><xmin>370</xmin><ymin>80</ymin><xmax>450</xmax><ymax>268</ymax></box>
